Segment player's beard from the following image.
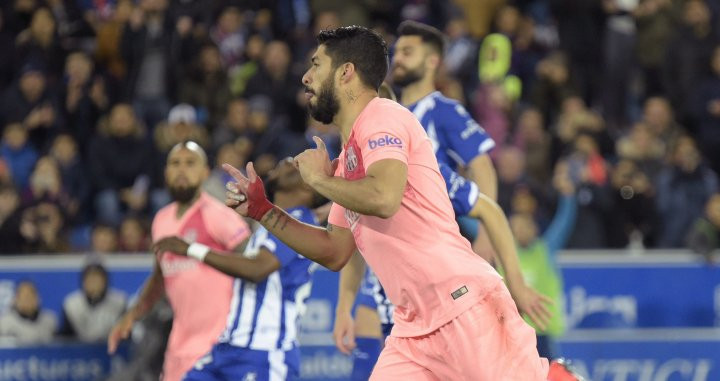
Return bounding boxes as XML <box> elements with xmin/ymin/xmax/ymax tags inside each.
<box><xmin>392</xmin><ymin>64</ymin><xmax>424</xmax><ymax>88</ymax></box>
<box><xmin>168</xmin><ymin>184</ymin><xmax>199</xmax><ymax>204</ymax></box>
<box><xmin>308</xmin><ymin>76</ymin><xmax>340</xmax><ymax>124</ymax></box>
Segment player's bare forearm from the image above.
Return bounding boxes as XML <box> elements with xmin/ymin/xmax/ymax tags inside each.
<box><xmin>336</xmin><ymin>251</ymin><xmax>366</xmax><ymax>314</ymax></box>
<box><xmin>129</xmin><ymin>262</ymin><xmax>165</xmax><ymax>319</ymax></box>
<box><xmin>260</xmin><ymin>206</ymin><xmax>356</xmax><ymax>271</ymax></box>
<box><xmin>308</xmin><ymin>159</ymin><xmax>407</xmax><ymax>219</ymax></box>
<box><xmin>468</xmin><ymin>154</ymin><xmax>498</xmax><ymax>201</ymax></box>
<box><xmin>469</xmin><ymin>194</ymin><xmax>525</xmax><ymax>289</ymax></box>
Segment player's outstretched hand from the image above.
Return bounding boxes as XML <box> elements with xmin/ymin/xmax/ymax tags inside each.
<box><xmin>151</xmin><ymin>236</ymin><xmax>190</xmax><ymax>256</ymax></box>
<box><xmin>510</xmin><ymin>284</ymin><xmax>553</xmax><ymax>331</ymax></box>
<box><xmin>333</xmin><ymin>309</ymin><xmax>357</xmax><ymax>355</ymax></box>
<box><xmin>107</xmin><ymin>312</ymin><xmax>135</xmax><ymax>354</ymax></box>
<box><xmin>294</xmin><ymin>136</ymin><xmax>333</xmax><ymax>186</ymax></box>
<box><xmin>223</xmin><ymin>162</ymin><xmax>273</xmax><ymax>220</ymax></box>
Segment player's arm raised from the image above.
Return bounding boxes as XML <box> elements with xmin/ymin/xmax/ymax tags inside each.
<box><xmin>295</xmin><ymin>137</ymin><xmax>407</xmax><ymax>219</ymax></box>
<box><xmin>223</xmin><ymin>162</ymin><xmax>356</xmax><ymax>271</ymax></box>
<box><xmin>468</xmin><ymin>193</ymin><xmax>553</xmax><ymax>330</ymax></box>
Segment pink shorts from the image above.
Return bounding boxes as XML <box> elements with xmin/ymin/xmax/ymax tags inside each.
<box><xmin>371</xmin><ymin>283</ymin><xmax>549</xmax><ymax>381</ymax></box>
<box><xmin>162</xmin><ymin>354</ymin><xmax>197</xmax><ymax>381</ymax></box>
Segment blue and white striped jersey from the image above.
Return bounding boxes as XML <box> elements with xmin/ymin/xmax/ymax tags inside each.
<box><xmin>407</xmin><ymin>91</ymin><xmax>495</xmax><ymax>171</ymax></box>
<box><xmin>218</xmin><ymin>206</ymin><xmax>318</xmax><ymax>351</ymax></box>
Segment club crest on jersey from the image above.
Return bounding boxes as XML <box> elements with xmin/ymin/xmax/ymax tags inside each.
<box><xmin>182</xmin><ymin>229</ymin><xmax>198</xmax><ymax>243</ymax></box>
<box><xmin>346</xmin><ymin>146</ymin><xmax>358</xmax><ymax>171</ymax></box>
<box><xmin>368</xmin><ymin>135</ymin><xmax>402</xmax><ymax>149</ymax></box>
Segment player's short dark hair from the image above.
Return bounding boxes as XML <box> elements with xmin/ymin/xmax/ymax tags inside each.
<box><xmin>397</xmin><ymin>20</ymin><xmax>446</xmax><ymax>56</ymax></box>
<box><xmin>316</xmin><ymin>26</ymin><xmax>389</xmax><ymax>90</ymax></box>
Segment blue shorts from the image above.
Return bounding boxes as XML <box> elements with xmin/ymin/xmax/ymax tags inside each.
<box><xmin>439</xmin><ymin>162</ymin><xmax>478</xmax><ymax>217</ymax></box>
<box><xmin>183</xmin><ymin>343</ymin><xmax>299</xmax><ymax>381</ymax></box>
<box><xmin>355</xmin><ymin>267</ymin><xmax>378</xmax><ymax>309</ymax></box>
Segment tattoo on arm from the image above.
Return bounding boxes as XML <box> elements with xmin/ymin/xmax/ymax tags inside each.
<box><xmin>327</xmin><ymin>224</ymin><xmax>333</xmax><ymax>232</ymax></box>
<box><xmin>264</xmin><ymin>207</ymin><xmax>289</xmax><ymax>231</ymax></box>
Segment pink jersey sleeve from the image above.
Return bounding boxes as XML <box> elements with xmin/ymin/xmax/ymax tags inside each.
<box><xmin>327</xmin><ymin>202</ymin><xmax>349</xmax><ymax>228</ymax></box>
<box><xmin>356</xmin><ymin>107</ymin><xmax>411</xmax><ymax>169</ymax></box>
<box><xmin>204</xmin><ymin>204</ymin><xmax>251</xmax><ymax>250</ymax></box>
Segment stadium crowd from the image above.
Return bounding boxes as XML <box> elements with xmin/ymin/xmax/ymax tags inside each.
<box><xmin>0</xmin><ymin>0</ymin><xmax>718</xmax><ymax>256</ymax></box>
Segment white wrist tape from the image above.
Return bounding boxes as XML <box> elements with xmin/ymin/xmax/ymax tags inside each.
<box><xmin>187</xmin><ymin>243</ymin><xmax>210</xmax><ymax>262</ymax></box>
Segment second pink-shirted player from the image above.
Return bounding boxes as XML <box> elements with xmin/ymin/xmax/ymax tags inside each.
<box><xmin>108</xmin><ymin>142</ymin><xmax>250</xmax><ymax>381</ymax></box>
<box><xmin>223</xmin><ymin>26</ymin><xmax>550</xmax><ymax>380</ymax></box>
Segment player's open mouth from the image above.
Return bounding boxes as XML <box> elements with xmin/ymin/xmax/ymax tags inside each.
<box><xmin>305</xmin><ymin>88</ymin><xmax>315</xmax><ymax>101</ymax></box>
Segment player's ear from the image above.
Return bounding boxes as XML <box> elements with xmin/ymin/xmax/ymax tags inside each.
<box><xmin>339</xmin><ymin>62</ymin><xmax>355</xmax><ymax>84</ymax></box>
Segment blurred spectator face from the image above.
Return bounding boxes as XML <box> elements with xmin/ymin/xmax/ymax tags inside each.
<box><xmin>266</xmin><ymin>157</ymin><xmax>307</xmax><ymax>194</ymax></box>
<box><xmin>82</xmin><ymin>267</ymin><xmax>108</xmax><ymax>300</ymax></box>
<box><xmin>20</xmin><ymin>71</ymin><xmax>45</xmax><ymax>102</ymax></box>
<box><xmin>248</xmin><ymin>96</ymin><xmax>272</xmax><ymax>132</ymax></box>
<box><xmin>14</xmin><ymin>0</ymin><xmax>38</xmax><ymax>13</ymax></box>
<box><xmin>245</xmin><ymin>35</ymin><xmax>266</xmax><ymax>61</ymax></box>
<box><xmin>445</xmin><ymin>18</ymin><xmax>468</xmax><ymax>40</ymax></box>
<box><xmin>3</xmin><ymin>124</ymin><xmax>29</xmax><ymax>150</ymax></box>
<box><xmin>226</xmin><ymin>99</ymin><xmax>249</xmax><ymax>131</ymax></box>
<box><xmin>120</xmin><ymin>217</ymin><xmax>146</xmax><ymax>251</ymax></box>
<box><xmin>14</xmin><ymin>281</ymin><xmax>39</xmax><ymax>317</ymax></box>
<box><xmin>497</xmin><ymin>147</ymin><xmax>526</xmax><ymax>183</ymax></box>
<box><xmin>0</xmin><ymin>186</ymin><xmax>20</xmax><ymax>217</ymax></box>
<box><xmin>65</xmin><ymin>52</ymin><xmax>93</xmax><ymax>85</ymax></box>
<box><xmin>509</xmin><ymin>213</ymin><xmax>538</xmax><ymax>247</ymax></box>
<box><xmin>314</xmin><ymin>11</ymin><xmax>340</xmax><ymax>35</ymax></box>
<box><xmin>201</xmin><ymin>45</ymin><xmax>223</xmax><ymax>73</ymax></box>
<box><xmin>30</xmin><ymin>8</ymin><xmax>55</xmax><ymax>41</ymax></box>
<box><xmin>672</xmin><ymin>137</ymin><xmax>701</xmax><ymax>173</ymax></box>
<box><xmin>537</xmin><ymin>53</ymin><xmax>569</xmax><ymax>85</ymax></box>
<box><xmin>574</xmin><ymin>134</ymin><xmax>599</xmax><ymax>156</ymax></box>
<box><xmin>643</xmin><ymin>97</ymin><xmax>673</xmax><ymax>131</ymax></box>
<box><xmin>140</xmin><ymin>0</ymin><xmax>168</xmax><ymax>13</ymax></box>
<box><xmin>50</xmin><ymin>134</ymin><xmax>78</xmax><ymax>165</ymax></box>
<box><xmin>495</xmin><ymin>5</ymin><xmax>520</xmax><ymax>36</ymax></box>
<box><xmin>108</xmin><ymin>104</ymin><xmax>137</xmax><ymax>137</ymax></box>
<box><xmin>218</xmin><ymin>7</ymin><xmax>242</xmax><ymax>34</ymax></box>
<box><xmin>512</xmin><ymin>187</ymin><xmax>538</xmax><ymax>215</ymax></box>
<box><xmin>30</xmin><ymin>157</ymin><xmax>61</xmax><ymax>195</ymax></box>
<box><xmin>706</xmin><ymin>194</ymin><xmax>720</xmax><ymax>227</ymax></box>
<box><xmin>217</xmin><ymin>143</ymin><xmax>244</xmax><ymax>170</ymax></box>
<box><xmin>302</xmin><ymin>45</ymin><xmax>341</xmax><ymax>124</ymax></box>
<box><xmin>234</xmin><ymin>137</ymin><xmax>253</xmax><ymax>158</ymax></box>
<box><xmin>92</xmin><ymin>225</ymin><xmax>117</xmax><ymax>253</ymax></box>
<box><xmin>114</xmin><ymin>0</ymin><xmax>134</xmax><ymax>22</ymax></box>
<box><xmin>165</xmin><ymin>143</ymin><xmax>209</xmax><ymax>203</ymax></box>
<box><xmin>264</xmin><ymin>41</ymin><xmax>291</xmax><ymax>76</ymax></box>
<box><xmin>684</xmin><ymin>0</ymin><xmax>710</xmax><ymax>27</ymax></box>
<box><xmin>517</xmin><ymin>108</ymin><xmax>545</xmax><ymax>143</ymax></box>
<box><xmin>392</xmin><ymin>35</ymin><xmax>436</xmax><ymax>87</ymax></box>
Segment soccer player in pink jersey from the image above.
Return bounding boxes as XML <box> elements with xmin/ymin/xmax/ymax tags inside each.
<box><xmin>107</xmin><ymin>141</ymin><xmax>251</xmax><ymax>381</ymax></box>
<box><xmin>223</xmin><ymin>26</ymin><xmax>549</xmax><ymax>380</ymax></box>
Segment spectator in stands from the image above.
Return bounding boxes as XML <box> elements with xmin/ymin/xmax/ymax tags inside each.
<box><xmin>92</xmin><ymin>224</ymin><xmax>118</xmax><ymax>253</ymax></box>
<box><xmin>0</xmin><ymin>184</ymin><xmax>26</xmax><ymax>254</ymax></box>
<box><xmin>210</xmin><ymin>6</ymin><xmax>247</xmax><ymax>69</ymax></box>
<box><xmin>691</xmin><ymin>45</ymin><xmax>720</xmax><ymax>174</ymax></box>
<box><xmin>656</xmin><ymin>135</ymin><xmax>719</xmax><ymax>247</ymax></box>
<box><xmin>1</xmin><ymin>123</ymin><xmax>38</xmax><ymax>189</ymax></box>
<box><xmin>512</xmin><ymin>107</ymin><xmax>552</xmax><ymax>184</ymax></box>
<box><xmin>687</xmin><ymin>193</ymin><xmax>720</xmax><ymax>261</ymax></box>
<box><xmin>88</xmin><ymin>103</ymin><xmax>154</xmax><ymax>226</ymax></box>
<box><xmin>607</xmin><ymin>159</ymin><xmax>659</xmax><ymax>248</ymax></box>
<box><xmin>178</xmin><ymin>43</ymin><xmax>232</xmax><ymax>130</ymax></box>
<box><xmin>634</xmin><ymin>0</ymin><xmax>681</xmax><ymax>97</ymax></box>
<box><xmin>530</xmin><ymin>51</ymin><xmax>577</xmax><ymax>124</ymax></box>
<box><xmin>504</xmin><ymin>160</ymin><xmax>577</xmax><ymax>359</ymax></box>
<box><xmin>15</xmin><ymin>7</ymin><xmax>67</xmax><ymax>84</ymax></box>
<box><xmin>118</xmin><ymin>216</ymin><xmax>149</xmax><ymax>252</ymax></box>
<box><xmin>0</xmin><ymin>61</ymin><xmax>60</xmax><ymax>151</ymax></box>
<box><xmin>642</xmin><ymin>96</ymin><xmax>684</xmax><ymax>149</ymax></box>
<box><xmin>61</xmin><ymin>51</ymin><xmax>109</xmax><ymax>149</ymax></box>
<box><xmin>61</xmin><ymin>263</ymin><xmax>127</xmax><ymax>342</ymax></box>
<box><xmin>49</xmin><ymin>134</ymin><xmax>89</xmax><ymax>224</ymax></box>
<box><xmin>616</xmin><ymin>122</ymin><xmax>666</xmax><ymax>179</ymax></box>
<box><xmin>120</xmin><ymin>0</ymin><xmax>194</xmax><ymax>129</ymax></box>
<box><xmin>19</xmin><ymin>201</ymin><xmax>69</xmax><ymax>253</ymax></box>
<box><xmin>0</xmin><ymin>280</ymin><xmax>57</xmax><ymax>344</ymax></box>
<box><xmin>663</xmin><ymin>0</ymin><xmax>716</xmax><ymax>124</ymax></box>
<box><xmin>211</xmin><ymin>97</ymin><xmax>249</xmax><ymax>152</ymax></box>
<box><xmin>564</xmin><ymin>132</ymin><xmax>614</xmax><ymax>248</ymax></box>
<box><xmin>203</xmin><ymin>142</ymin><xmax>246</xmax><ymax>202</ymax></box>
<box><xmin>94</xmin><ymin>0</ymin><xmax>133</xmax><ymax>80</ymax></box>
<box><xmin>154</xmin><ymin>104</ymin><xmax>209</xmax><ymax>155</ymax></box>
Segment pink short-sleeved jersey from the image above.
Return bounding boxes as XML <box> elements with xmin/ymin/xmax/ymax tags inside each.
<box><xmin>151</xmin><ymin>192</ymin><xmax>250</xmax><ymax>369</ymax></box>
<box><xmin>328</xmin><ymin>98</ymin><xmax>502</xmax><ymax>337</ymax></box>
